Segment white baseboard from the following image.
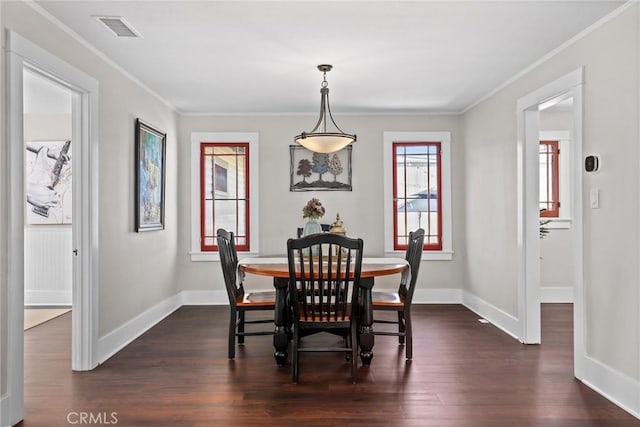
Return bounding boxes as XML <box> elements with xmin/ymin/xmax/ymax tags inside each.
<box><xmin>461</xmin><ymin>290</ymin><xmax>520</xmax><ymax>340</ymax></box>
<box><xmin>180</xmin><ymin>290</ymin><xmax>227</xmax><ymax>305</ymax></box>
<box><xmin>88</xmin><ymin>288</ymin><xmax>640</xmax><ymax>424</ymax></box>
<box><xmin>540</xmin><ymin>286</ymin><xmax>574</xmax><ymax>303</ymax></box>
<box><xmin>91</xmin><ymin>288</ymin><xmax>553</xmax><ymax>363</ymax></box>
<box><xmin>97</xmin><ymin>293</ymin><xmax>182</xmax><ymax>364</ymax></box>
<box><xmin>96</xmin><ymin>291</ymin><xmax>229</xmax><ymax>365</ymax></box>
<box><xmin>394</xmin><ymin>288</ymin><xmax>521</xmax><ymax>341</ymax></box>
<box><xmin>413</xmin><ymin>288</ymin><xmax>462</xmax><ymax>304</ymax></box>
<box><xmin>414</xmin><ymin>288</ymin><xmax>521</xmax><ymax>341</ymax></box>
<box><xmin>94</xmin><ymin>287</ymin><xmax>461</xmax><ymax>365</ymax></box>
<box><xmin>456</xmin><ymin>291</ymin><xmax>639</xmax><ymax>420</ymax></box>
<box><xmin>84</xmin><ymin>288</ymin><xmax>640</xmax><ymax>422</ymax></box>
<box><xmin>0</xmin><ymin>393</ymin><xmax>9</xmax><ymax>427</ymax></box>
<box><xmin>580</xmin><ymin>355</ymin><xmax>640</xmax><ymax>419</ymax></box>
<box><xmin>24</xmin><ymin>290</ymin><xmax>72</xmax><ymax>306</ymax></box>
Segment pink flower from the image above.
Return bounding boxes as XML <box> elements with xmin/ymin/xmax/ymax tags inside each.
<box><xmin>302</xmin><ymin>198</ymin><xmax>325</xmax><ymax>219</ymax></box>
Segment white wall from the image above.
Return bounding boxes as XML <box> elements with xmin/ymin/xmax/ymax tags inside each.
<box><xmin>0</xmin><ymin>0</ymin><xmax>637</xmax><ymax>421</ymax></box>
<box><xmin>462</xmin><ymin>4</ymin><xmax>639</xmax><ymax>383</ymax></box>
<box><xmin>0</xmin><ymin>0</ymin><xmax>180</xmax><ymax>342</ymax></box>
<box><xmin>177</xmin><ymin>114</ymin><xmax>466</xmax><ymax>295</ymax></box>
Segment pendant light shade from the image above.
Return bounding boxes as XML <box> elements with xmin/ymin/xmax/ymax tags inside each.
<box><xmin>295</xmin><ymin>65</ymin><xmax>356</xmax><ymax>154</ymax></box>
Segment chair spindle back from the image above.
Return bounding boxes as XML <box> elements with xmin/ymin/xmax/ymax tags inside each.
<box><xmin>287</xmin><ymin>233</ymin><xmax>363</xmax><ymax>324</ymax></box>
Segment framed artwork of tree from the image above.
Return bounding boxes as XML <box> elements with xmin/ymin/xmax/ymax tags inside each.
<box><xmin>289</xmin><ymin>145</ymin><xmax>352</xmax><ymax>191</ymax></box>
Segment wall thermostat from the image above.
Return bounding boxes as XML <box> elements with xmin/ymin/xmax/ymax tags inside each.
<box><xmin>585</xmin><ymin>155</ymin><xmax>599</xmax><ymax>173</ymax></box>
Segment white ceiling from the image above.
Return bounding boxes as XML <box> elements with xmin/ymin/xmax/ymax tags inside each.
<box><xmin>32</xmin><ymin>1</ymin><xmax>626</xmax><ymax>115</ymax></box>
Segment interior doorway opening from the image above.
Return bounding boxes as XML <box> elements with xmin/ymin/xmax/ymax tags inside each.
<box><xmin>539</xmin><ymin>98</ymin><xmax>575</xmax><ymax>307</ymax></box>
<box><xmin>23</xmin><ymin>67</ymin><xmax>74</xmax><ymax>324</ymax></box>
<box><xmin>516</xmin><ymin>67</ymin><xmax>585</xmax><ymax>380</ymax></box>
<box><xmin>6</xmin><ymin>31</ymin><xmax>100</xmax><ymax>425</ymax></box>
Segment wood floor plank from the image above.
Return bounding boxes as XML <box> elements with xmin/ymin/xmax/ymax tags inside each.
<box><xmin>18</xmin><ymin>304</ymin><xmax>639</xmax><ymax>426</ymax></box>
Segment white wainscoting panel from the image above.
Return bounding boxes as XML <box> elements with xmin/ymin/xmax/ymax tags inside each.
<box><xmin>24</xmin><ymin>227</ymin><xmax>72</xmax><ymax>306</ymax></box>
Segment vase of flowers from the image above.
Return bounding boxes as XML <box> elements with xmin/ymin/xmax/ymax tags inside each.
<box><xmin>302</xmin><ymin>198</ymin><xmax>325</xmax><ymax>237</ymax></box>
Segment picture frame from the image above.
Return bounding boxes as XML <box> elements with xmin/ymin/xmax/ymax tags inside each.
<box><xmin>135</xmin><ymin>118</ymin><xmax>166</xmax><ymax>232</ymax></box>
<box><xmin>25</xmin><ymin>140</ymin><xmax>72</xmax><ymax>225</ymax></box>
<box><xmin>290</xmin><ymin>145</ymin><xmax>352</xmax><ymax>191</ymax></box>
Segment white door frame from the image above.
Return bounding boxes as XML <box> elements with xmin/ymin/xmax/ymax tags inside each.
<box><xmin>6</xmin><ymin>31</ymin><xmax>99</xmax><ymax>425</ymax></box>
<box><xmin>516</xmin><ymin>67</ymin><xmax>585</xmax><ymax>378</ymax></box>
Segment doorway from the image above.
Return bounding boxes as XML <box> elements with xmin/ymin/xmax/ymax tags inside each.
<box><xmin>6</xmin><ymin>31</ymin><xmax>99</xmax><ymax>425</ymax></box>
<box><xmin>516</xmin><ymin>67</ymin><xmax>585</xmax><ymax>380</ymax></box>
<box><xmin>23</xmin><ymin>67</ymin><xmax>73</xmax><ymax>326</ymax></box>
<box><xmin>539</xmin><ymin>100</ymin><xmax>574</xmax><ymax>304</ymax></box>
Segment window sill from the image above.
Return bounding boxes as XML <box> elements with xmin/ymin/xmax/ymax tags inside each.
<box><xmin>190</xmin><ymin>251</ymin><xmax>259</xmax><ymax>262</ymax></box>
<box><xmin>384</xmin><ymin>250</ymin><xmax>454</xmax><ymax>261</ymax></box>
<box><xmin>544</xmin><ymin>218</ymin><xmax>571</xmax><ymax>229</ymax></box>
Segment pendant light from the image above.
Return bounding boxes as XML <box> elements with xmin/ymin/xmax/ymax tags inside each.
<box><xmin>294</xmin><ymin>64</ymin><xmax>356</xmax><ymax>153</ymax></box>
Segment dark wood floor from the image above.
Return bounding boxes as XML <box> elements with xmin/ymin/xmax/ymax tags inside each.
<box><xmin>19</xmin><ymin>304</ymin><xmax>638</xmax><ymax>426</ymax></box>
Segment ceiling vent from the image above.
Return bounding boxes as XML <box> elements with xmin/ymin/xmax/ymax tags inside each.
<box><xmin>94</xmin><ymin>16</ymin><xmax>142</xmax><ymax>38</ymax></box>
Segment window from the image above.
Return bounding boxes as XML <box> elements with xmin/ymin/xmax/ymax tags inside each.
<box><xmin>384</xmin><ymin>132</ymin><xmax>452</xmax><ymax>260</ymax></box>
<box><xmin>393</xmin><ymin>142</ymin><xmax>442</xmax><ymax>250</ymax></box>
<box><xmin>200</xmin><ymin>143</ymin><xmax>249</xmax><ymax>251</ymax></box>
<box><xmin>538</xmin><ymin>130</ymin><xmax>571</xmax><ymax>229</ymax></box>
<box><xmin>539</xmin><ymin>140</ymin><xmax>559</xmax><ymax>218</ymax></box>
<box><xmin>191</xmin><ymin>132</ymin><xmax>259</xmax><ymax>261</ymax></box>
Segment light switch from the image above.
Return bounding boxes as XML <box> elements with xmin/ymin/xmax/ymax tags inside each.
<box><xmin>590</xmin><ymin>189</ymin><xmax>600</xmax><ymax>209</ymax></box>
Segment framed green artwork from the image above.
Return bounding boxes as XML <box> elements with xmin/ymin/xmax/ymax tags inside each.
<box><xmin>135</xmin><ymin>118</ymin><xmax>166</xmax><ymax>231</ymax></box>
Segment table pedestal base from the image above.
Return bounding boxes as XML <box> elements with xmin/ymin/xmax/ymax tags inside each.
<box><xmin>273</xmin><ymin>326</ymin><xmax>289</xmax><ymax>366</ymax></box>
<box><xmin>273</xmin><ymin>277</ymin><xmax>290</xmax><ymax>365</ymax></box>
<box><xmin>359</xmin><ymin>277</ymin><xmax>375</xmax><ymax>365</ymax></box>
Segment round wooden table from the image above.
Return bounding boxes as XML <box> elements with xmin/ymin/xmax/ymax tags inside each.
<box><xmin>239</xmin><ymin>257</ymin><xmax>409</xmax><ymax>366</ymax></box>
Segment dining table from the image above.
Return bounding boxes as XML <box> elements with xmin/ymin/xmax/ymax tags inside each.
<box><xmin>238</xmin><ymin>256</ymin><xmax>409</xmax><ymax>366</ymax></box>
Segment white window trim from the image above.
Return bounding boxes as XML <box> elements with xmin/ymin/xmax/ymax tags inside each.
<box><xmin>190</xmin><ymin>132</ymin><xmax>259</xmax><ymax>261</ymax></box>
<box><xmin>540</xmin><ymin>130</ymin><xmax>571</xmax><ymax>229</ymax></box>
<box><xmin>383</xmin><ymin>131</ymin><xmax>453</xmax><ymax>261</ymax></box>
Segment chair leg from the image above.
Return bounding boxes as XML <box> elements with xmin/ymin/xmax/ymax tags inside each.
<box><xmin>228</xmin><ymin>308</ymin><xmax>237</xmax><ymax>359</ymax></box>
<box><xmin>292</xmin><ymin>328</ymin><xmax>299</xmax><ymax>383</ymax></box>
<box><xmin>405</xmin><ymin>310</ymin><xmax>413</xmax><ymax>360</ymax></box>
<box><xmin>350</xmin><ymin>323</ymin><xmax>358</xmax><ymax>383</ymax></box>
<box><xmin>238</xmin><ymin>310</ymin><xmax>245</xmax><ymax>344</ymax></box>
<box><xmin>345</xmin><ymin>329</ymin><xmax>351</xmax><ymax>361</ymax></box>
<box><xmin>398</xmin><ymin>310</ymin><xmax>405</xmax><ymax>345</ymax></box>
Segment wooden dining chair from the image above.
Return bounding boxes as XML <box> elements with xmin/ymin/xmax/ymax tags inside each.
<box><xmin>287</xmin><ymin>233</ymin><xmax>364</xmax><ymax>383</ymax></box>
<box><xmin>216</xmin><ymin>228</ymin><xmax>275</xmax><ymax>359</ymax></box>
<box><xmin>372</xmin><ymin>228</ymin><xmax>425</xmax><ymax>360</ymax></box>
